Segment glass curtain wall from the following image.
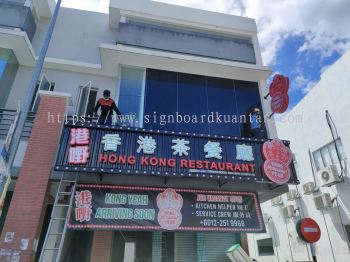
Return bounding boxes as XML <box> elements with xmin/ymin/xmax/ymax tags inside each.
<box><xmin>144</xmin><ymin>69</ymin><xmax>266</xmax><ymax>138</ymax></box>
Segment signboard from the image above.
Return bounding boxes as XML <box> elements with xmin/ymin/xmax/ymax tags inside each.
<box><xmin>262</xmin><ymin>139</ymin><xmax>293</xmax><ymax>185</ymax></box>
<box><xmin>269</xmin><ymin>74</ymin><xmax>289</xmax><ymax>114</ymax></box>
<box><xmin>55</xmin><ymin>123</ymin><xmax>298</xmax><ymax>184</ymax></box>
<box><xmin>296</xmin><ymin>218</ymin><xmax>321</xmax><ymax>243</ymax></box>
<box><xmin>68</xmin><ymin>184</ymin><xmax>265</xmax><ymax>233</ymax></box>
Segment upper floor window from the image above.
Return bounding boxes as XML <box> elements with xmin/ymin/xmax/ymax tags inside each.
<box><xmin>143</xmin><ymin>69</ymin><xmax>266</xmax><ymax>138</ymax></box>
<box><xmin>30</xmin><ymin>74</ymin><xmax>55</xmax><ymax>112</ymax></box>
<box><xmin>75</xmin><ymin>82</ymin><xmax>98</xmax><ymax>117</ymax></box>
<box><xmin>0</xmin><ymin>48</ymin><xmax>19</xmax><ymax>109</ymax></box>
<box><xmin>313</xmin><ymin>139</ymin><xmax>345</xmax><ymax>171</ymax></box>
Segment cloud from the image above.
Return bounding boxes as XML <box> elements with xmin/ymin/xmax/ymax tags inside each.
<box><xmin>156</xmin><ymin>0</ymin><xmax>350</xmax><ymax>66</ymax></box>
<box><xmin>62</xmin><ymin>0</ymin><xmax>350</xmax><ymax>67</ymax></box>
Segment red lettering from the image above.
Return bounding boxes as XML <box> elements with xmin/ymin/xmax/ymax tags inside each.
<box><xmin>210</xmin><ymin>162</ymin><xmax>218</xmax><ymax>170</ymax></box>
<box><xmin>249</xmin><ymin>164</ymin><xmax>255</xmax><ymax>173</ymax></box>
<box><xmin>226</xmin><ymin>163</ymin><xmax>234</xmax><ymax>171</ymax></box>
<box><xmin>168</xmin><ymin>159</ymin><xmax>176</xmax><ymax>167</ymax></box>
<box><xmin>158</xmin><ymin>158</ymin><xmax>166</xmax><ymax>167</ymax></box>
<box><xmin>241</xmin><ymin>164</ymin><xmax>249</xmax><ymax>173</ymax></box>
<box><xmin>203</xmin><ymin>161</ymin><xmax>210</xmax><ymax>169</ymax></box>
<box><xmin>128</xmin><ymin>156</ymin><xmax>136</xmax><ymax>165</ymax></box>
<box><xmin>217</xmin><ymin>162</ymin><xmax>226</xmax><ymax>171</ymax></box>
<box><xmin>99</xmin><ymin>153</ymin><xmax>107</xmax><ymax>162</ymax></box>
<box><xmin>118</xmin><ymin>155</ymin><xmax>126</xmax><ymax>164</ymax></box>
<box><xmin>108</xmin><ymin>154</ymin><xmax>117</xmax><ymax>163</ymax></box>
<box><xmin>196</xmin><ymin>160</ymin><xmax>203</xmax><ymax>169</ymax></box>
<box><xmin>141</xmin><ymin>157</ymin><xmax>149</xmax><ymax>165</ymax></box>
<box><xmin>181</xmin><ymin>159</ymin><xmax>188</xmax><ymax>168</ymax></box>
<box><xmin>188</xmin><ymin>160</ymin><xmax>195</xmax><ymax>169</ymax></box>
<box><xmin>150</xmin><ymin>157</ymin><xmax>158</xmax><ymax>166</ymax></box>
<box><xmin>234</xmin><ymin>164</ymin><xmax>241</xmax><ymax>172</ymax></box>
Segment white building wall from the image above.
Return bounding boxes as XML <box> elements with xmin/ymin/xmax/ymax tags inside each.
<box><xmin>248</xmin><ymin>49</ymin><xmax>350</xmax><ymax>262</ymax></box>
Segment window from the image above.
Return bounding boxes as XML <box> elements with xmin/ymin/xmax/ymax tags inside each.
<box><xmin>345</xmin><ymin>225</ymin><xmax>350</xmax><ymax>244</ymax></box>
<box><xmin>257</xmin><ymin>238</ymin><xmax>274</xmax><ymax>256</ymax></box>
<box><xmin>30</xmin><ymin>74</ymin><xmax>55</xmax><ymax>112</ymax></box>
<box><xmin>0</xmin><ymin>48</ymin><xmax>19</xmax><ymax>108</ymax></box>
<box><xmin>75</xmin><ymin>82</ymin><xmax>98</xmax><ymax>117</ymax></box>
<box><xmin>312</xmin><ymin>139</ymin><xmax>345</xmax><ymax>171</ymax></box>
<box><xmin>144</xmin><ymin>69</ymin><xmax>266</xmax><ymax>138</ymax></box>
<box><xmin>117</xmin><ymin>66</ymin><xmax>145</xmax><ymax>127</ymax></box>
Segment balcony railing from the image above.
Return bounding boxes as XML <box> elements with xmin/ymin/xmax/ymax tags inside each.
<box><xmin>0</xmin><ymin>108</ymin><xmax>35</xmax><ymax>141</ymax></box>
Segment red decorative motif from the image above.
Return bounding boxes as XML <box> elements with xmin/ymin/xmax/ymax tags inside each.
<box><xmin>262</xmin><ymin>139</ymin><xmax>292</xmax><ymax>184</ymax></box>
<box><xmin>157</xmin><ymin>188</ymin><xmax>183</xmax><ymax>230</ymax></box>
<box><xmin>269</xmin><ymin>74</ymin><xmax>289</xmax><ymax>114</ymax></box>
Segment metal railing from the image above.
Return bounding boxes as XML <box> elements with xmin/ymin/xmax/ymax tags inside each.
<box><xmin>0</xmin><ymin>108</ymin><xmax>36</xmax><ymax>141</ymax></box>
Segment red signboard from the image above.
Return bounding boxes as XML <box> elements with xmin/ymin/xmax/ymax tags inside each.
<box><xmin>262</xmin><ymin>139</ymin><xmax>292</xmax><ymax>184</ymax></box>
<box><xmin>297</xmin><ymin>218</ymin><xmax>321</xmax><ymax>243</ymax></box>
<box><xmin>269</xmin><ymin>74</ymin><xmax>289</xmax><ymax>114</ymax></box>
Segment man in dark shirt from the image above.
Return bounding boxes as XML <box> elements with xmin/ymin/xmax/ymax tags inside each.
<box><xmin>94</xmin><ymin>89</ymin><xmax>122</xmax><ymax>125</ymax></box>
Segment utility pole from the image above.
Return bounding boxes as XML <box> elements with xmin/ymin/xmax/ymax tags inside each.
<box><xmin>7</xmin><ymin>0</ymin><xmax>62</xmax><ymax>167</ymax></box>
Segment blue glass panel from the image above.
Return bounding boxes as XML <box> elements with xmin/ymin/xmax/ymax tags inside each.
<box><xmin>206</xmin><ymin>76</ymin><xmax>239</xmax><ymax>136</ymax></box>
<box><xmin>177</xmin><ymin>73</ymin><xmax>209</xmax><ymax>134</ymax></box>
<box><xmin>144</xmin><ymin>69</ymin><xmax>178</xmax><ymax>131</ymax></box>
<box><xmin>234</xmin><ymin>80</ymin><xmax>267</xmax><ymax>138</ymax></box>
<box><xmin>0</xmin><ymin>60</ymin><xmax>6</xmax><ymax>77</ymax></box>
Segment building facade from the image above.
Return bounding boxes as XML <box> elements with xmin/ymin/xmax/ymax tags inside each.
<box><xmin>0</xmin><ymin>0</ymin><xmax>299</xmax><ymax>261</ymax></box>
<box><xmin>248</xmin><ymin>49</ymin><xmax>350</xmax><ymax>262</ymax></box>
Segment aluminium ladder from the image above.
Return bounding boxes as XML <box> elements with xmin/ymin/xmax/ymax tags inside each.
<box><xmin>39</xmin><ymin>172</ymin><xmax>78</xmax><ymax>262</ymax></box>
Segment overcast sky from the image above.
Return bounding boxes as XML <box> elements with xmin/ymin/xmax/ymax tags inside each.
<box><xmin>61</xmin><ymin>0</ymin><xmax>350</xmax><ymax>108</ymax></box>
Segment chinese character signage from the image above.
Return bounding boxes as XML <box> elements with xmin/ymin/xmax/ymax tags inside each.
<box><xmin>54</xmin><ymin>123</ymin><xmax>298</xmax><ymax>184</ymax></box>
<box><xmin>262</xmin><ymin>139</ymin><xmax>293</xmax><ymax>185</ymax></box>
<box><xmin>68</xmin><ymin>184</ymin><xmax>265</xmax><ymax>233</ymax></box>
<box><xmin>269</xmin><ymin>74</ymin><xmax>290</xmax><ymax>114</ymax></box>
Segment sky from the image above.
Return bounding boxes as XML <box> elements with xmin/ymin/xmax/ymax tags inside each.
<box><xmin>61</xmin><ymin>0</ymin><xmax>350</xmax><ymax>109</ymax></box>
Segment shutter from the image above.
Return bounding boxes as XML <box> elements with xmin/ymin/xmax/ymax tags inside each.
<box><xmin>174</xmin><ymin>232</ymin><xmax>197</xmax><ymax>262</ymax></box>
<box><xmin>200</xmin><ymin>232</ymin><xmax>240</xmax><ymax>262</ymax></box>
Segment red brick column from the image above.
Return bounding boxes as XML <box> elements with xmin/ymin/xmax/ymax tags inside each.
<box><xmin>0</xmin><ymin>92</ymin><xmax>71</xmax><ymax>261</ymax></box>
<box><xmin>90</xmin><ymin>231</ymin><xmax>113</xmax><ymax>262</ymax></box>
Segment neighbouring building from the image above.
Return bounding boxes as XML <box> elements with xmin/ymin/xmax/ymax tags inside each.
<box><xmin>248</xmin><ymin>49</ymin><xmax>350</xmax><ymax>262</ymax></box>
<box><xmin>0</xmin><ymin>0</ymin><xmax>300</xmax><ymax>261</ymax></box>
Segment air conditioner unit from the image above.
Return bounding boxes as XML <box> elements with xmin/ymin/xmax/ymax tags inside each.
<box><xmin>318</xmin><ymin>165</ymin><xmax>342</xmax><ymax>187</ymax></box>
<box><xmin>314</xmin><ymin>193</ymin><xmax>333</xmax><ymax>210</ymax></box>
<box><xmin>271</xmin><ymin>196</ymin><xmax>283</xmax><ymax>206</ymax></box>
<box><xmin>282</xmin><ymin>205</ymin><xmax>296</xmax><ymax>218</ymax></box>
<box><xmin>286</xmin><ymin>189</ymin><xmax>300</xmax><ymax>201</ymax></box>
<box><xmin>303</xmin><ymin>182</ymin><xmax>317</xmax><ymax>195</ymax></box>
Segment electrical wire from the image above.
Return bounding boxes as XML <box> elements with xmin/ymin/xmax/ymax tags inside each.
<box><xmin>321</xmin><ymin>209</ymin><xmax>336</xmax><ymax>262</ymax></box>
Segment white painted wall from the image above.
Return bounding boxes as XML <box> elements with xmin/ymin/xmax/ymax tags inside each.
<box><xmin>248</xmin><ymin>49</ymin><xmax>350</xmax><ymax>262</ymax></box>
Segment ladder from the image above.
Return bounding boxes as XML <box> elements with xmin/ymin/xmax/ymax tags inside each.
<box><xmin>39</xmin><ymin>172</ymin><xmax>78</xmax><ymax>262</ymax></box>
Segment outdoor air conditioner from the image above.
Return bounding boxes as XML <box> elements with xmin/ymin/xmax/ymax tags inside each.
<box><xmin>303</xmin><ymin>182</ymin><xmax>317</xmax><ymax>195</ymax></box>
<box><xmin>286</xmin><ymin>189</ymin><xmax>300</xmax><ymax>201</ymax></box>
<box><xmin>318</xmin><ymin>165</ymin><xmax>342</xmax><ymax>187</ymax></box>
<box><xmin>282</xmin><ymin>205</ymin><xmax>296</xmax><ymax>218</ymax></box>
<box><xmin>314</xmin><ymin>193</ymin><xmax>333</xmax><ymax>210</ymax></box>
<box><xmin>271</xmin><ymin>196</ymin><xmax>283</xmax><ymax>206</ymax></box>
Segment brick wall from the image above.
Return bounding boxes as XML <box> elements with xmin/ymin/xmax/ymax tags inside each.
<box><xmin>0</xmin><ymin>94</ymin><xmax>69</xmax><ymax>261</ymax></box>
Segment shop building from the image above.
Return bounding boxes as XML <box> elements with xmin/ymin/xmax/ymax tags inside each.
<box><xmin>0</xmin><ymin>0</ymin><xmax>298</xmax><ymax>261</ymax></box>
<box><xmin>248</xmin><ymin>49</ymin><xmax>350</xmax><ymax>262</ymax></box>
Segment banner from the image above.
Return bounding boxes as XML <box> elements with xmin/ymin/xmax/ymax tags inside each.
<box><xmin>54</xmin><ymin>123</ymin><xmax>298</xmax><ymax>184</ymax></box>
<box><xmin>68</xmin><ymin>184</ymin><xmax>265</xmax><ymax>233</ymax></box>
